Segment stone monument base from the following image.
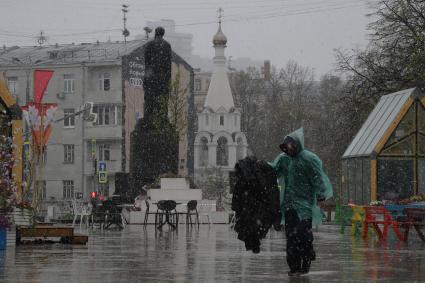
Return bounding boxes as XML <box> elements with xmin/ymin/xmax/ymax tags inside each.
<box><xmin>130</xmin><ymin>118</ymin><xmax>179</xmax><ymax>193</ymax></box>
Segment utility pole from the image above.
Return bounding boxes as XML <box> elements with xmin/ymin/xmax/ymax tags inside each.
<box><xmin>122</xmin><ymin>4</ymin><xmax>129</xmax><ymax>44</ymax></box>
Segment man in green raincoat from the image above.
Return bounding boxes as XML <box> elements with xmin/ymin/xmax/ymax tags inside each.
<box><xmin>269</xmin><ymin>128</ymin><xmax>333</xmax><ymax>276</ymax></box>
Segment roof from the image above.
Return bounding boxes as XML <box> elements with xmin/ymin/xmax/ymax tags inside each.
<box><xmin>203</xmin><ymin>64</ymin><xmax>234</xmax><ymax>111</ymax></box>
<box><xmin>0</xmin><ymin>40</ymin><xmax>147</xmax><ymax>66</ymax></box>
<box><xmin>343</xmin><ymin>88</ymin><xmax>421</xmax><ymax>158</ymax></box>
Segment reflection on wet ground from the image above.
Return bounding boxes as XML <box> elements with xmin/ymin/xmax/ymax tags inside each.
<box><xmin>0</xmin><ymin>225</ymin><xmax>424</xmax><ymax>282</ymax></box>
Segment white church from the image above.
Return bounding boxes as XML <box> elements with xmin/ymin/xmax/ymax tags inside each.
<box><xmin>194</xmin><ymin>20</ymin><xmax>248</xmax><ymax>179</ymax></box>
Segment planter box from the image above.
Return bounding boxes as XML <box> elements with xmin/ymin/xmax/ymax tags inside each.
<box><xmin>13</xmin><ymin>208</ymin><xmax>33</xmax><ymax>227</ymax></box>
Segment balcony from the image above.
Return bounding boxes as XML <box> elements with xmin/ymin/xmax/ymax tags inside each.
<box><xmin>84</xmin><ymin>125</ymin><xmax>123</xmax><ymax>140</ymax></box>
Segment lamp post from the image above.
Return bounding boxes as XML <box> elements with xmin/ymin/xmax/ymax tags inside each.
<box><xmin>11</xmin><ymin>57</ymin><xmax>42</xmax><ymax>105</ymax></box>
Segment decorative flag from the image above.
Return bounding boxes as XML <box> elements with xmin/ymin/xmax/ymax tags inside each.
<box><xmin>33</xmin><ymin>70</ymin><xmax>54</xmax><ymax>103</ymax></box>
<box><xmin>22</xmin><ymin>103</ymin><xmax>58</xmax><ymax>146</ymax></box>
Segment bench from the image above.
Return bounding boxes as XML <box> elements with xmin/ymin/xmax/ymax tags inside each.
<box><xmin>403</xmin><ymin>208</ymin><xmax>425</xmax><ymax>243</ymax></box>
<box><xmin>362</xmin><ymin>206</ymin><xmax>405</xmax><ymax>241</ymax></box>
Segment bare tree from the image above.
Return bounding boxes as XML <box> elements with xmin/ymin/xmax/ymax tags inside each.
<box><xmin>168</xmin><ymin>70</ymin><xmax>189</xmax><ymax>139</ymax></box>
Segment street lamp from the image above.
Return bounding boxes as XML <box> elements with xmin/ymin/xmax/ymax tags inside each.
<box><xmin>11</xmin><ymin>57</ymin><xmax>42</xmax><ymax>104</ymax></box>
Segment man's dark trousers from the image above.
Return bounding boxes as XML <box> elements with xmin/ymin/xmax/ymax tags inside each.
<box><xmin>284</xmin><ymin>209</ymin><xmax>315</xmax><ymax>273</ymax></box>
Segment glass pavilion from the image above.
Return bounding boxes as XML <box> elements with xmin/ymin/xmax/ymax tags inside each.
<box><xmin>342</xmin><ymin>88</ymin><xmax>425</xmax><ymax>204</ymax></box>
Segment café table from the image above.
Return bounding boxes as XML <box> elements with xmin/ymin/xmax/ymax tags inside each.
<box><xmin>153</xmin><ymin>200</ymin><xmax>181</xmax><ymax>230</ymax></box>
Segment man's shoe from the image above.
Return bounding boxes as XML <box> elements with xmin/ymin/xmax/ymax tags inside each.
<box><xmin>287</xmin><ymin>271</ymin><xmax>300</xmax><ymax>277</ymax></box>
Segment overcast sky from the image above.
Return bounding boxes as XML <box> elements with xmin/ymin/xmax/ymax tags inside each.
<box><xmin>0</xmin><ymin>0</ymin><xmax>375</xmax><ymax>76</ymax></box>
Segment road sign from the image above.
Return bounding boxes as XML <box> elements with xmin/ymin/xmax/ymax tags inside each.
<box><xmin>98</xmin><ymin>161</ymin><xmax>106</xmax><ymax>172</ymax></box>
<box><xmin>98</xmin><ymin>171</ymin><xmax>108</xmax><ymax>184</ymax></box>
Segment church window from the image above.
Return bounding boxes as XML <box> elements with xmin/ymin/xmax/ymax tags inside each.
<box><xmin>195</xmin><ymin>79</ymin><xmax>201</xmax><ymax>91</ymax></box>
<box><xmin>199</xmin><ymin>137</ymin><xmax>209</xmax><ymax>167</ymax></box>
<box><xmin>220</xmin><ymin>115</ymin><xmax>224</xmax><ymax>126</ymax></box>
<box><xmin>216</xmin><ymin>136</ymin><xmax>228</xmax><ymax>166</ymax></box>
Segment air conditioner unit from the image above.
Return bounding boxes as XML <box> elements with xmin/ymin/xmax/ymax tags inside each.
<box><xmin>56</xmin><ymin>92</ymin><xmax>66</xmax><ymax>99</ymax></box>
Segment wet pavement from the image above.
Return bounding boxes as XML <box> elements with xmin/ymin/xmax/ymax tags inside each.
<box><xmin>0</xmin><ymin>224</ymin><xmax>424</xmax><ymax>282</ymax></box>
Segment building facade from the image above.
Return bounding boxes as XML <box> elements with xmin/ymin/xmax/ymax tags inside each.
<box><xmin>0</xmin><ymin>40</ymin><xmax>194</xmax><ymax>211</ymax></box>
<box><xmin>194</xmin><ymin>22</ymin><xmax>248</xmax><ymax>180</ymax></box>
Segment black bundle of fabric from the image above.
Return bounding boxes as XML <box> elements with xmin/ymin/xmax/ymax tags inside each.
<box><xmin>231</xmin><ymin>156</ymin><xmax>281</xmax><ymax>253</ymax></box>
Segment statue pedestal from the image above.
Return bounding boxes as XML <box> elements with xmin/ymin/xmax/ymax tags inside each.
<box><xmin>130</xmin><ymin>118</ymin><xmax>178</xmax><ymax>191</ymax></box>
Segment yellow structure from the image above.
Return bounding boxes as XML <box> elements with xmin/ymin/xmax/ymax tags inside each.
<box><xmin>0</xmin><ymin>78</ymin><xmax>23</xmax><ymax>199</ymax></box>
<box><xmin>342</xmin><ymin>88</ymin><xmax>425</xmax><ymax>203</ymax></box>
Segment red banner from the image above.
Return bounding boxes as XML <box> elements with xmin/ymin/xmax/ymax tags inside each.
<box><xmin>33</xmin><ymin>70</ymin><xmax>54</xmax><ymax>103</ymax></box>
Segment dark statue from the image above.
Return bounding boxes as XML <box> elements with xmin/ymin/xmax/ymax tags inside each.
<box><xmin>143</xmin><ymin>27</ymin><xmax>172</xmax><ymax>122</ymax></box>
<box><xmin>130</xmin><ymin>27</ymin><xmax>179</xmax><ymax>195</ymax></box>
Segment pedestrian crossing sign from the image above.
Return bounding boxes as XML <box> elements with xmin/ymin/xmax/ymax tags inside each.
<box><xmin>98</xmin><ymin>171</ymin><xmax>108</xmax><ymax>184</ymax></box>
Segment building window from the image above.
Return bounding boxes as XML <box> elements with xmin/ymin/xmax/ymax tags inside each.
<box><xmin>199</xmin><ymin>137</ymin><xmax>208</xmax><ymax>167</ymax></box>
<box><xmin>36</xmin><ymin>180</ymin><xmax>46</xmax><ymax>200</ymax></box>
<box><xmin>195</xmin><ymin>79</ymin><xmax>201</xmax><ymax>91</ymax></box>
<box><xmin>98</xmin><ymin>182</ymin><xmax>109</xmax><ymax>198</ymax></box>
<box><xmin>64</xmin><ymin>144</ymin><xmax>75</xmax><ymax>163</ymax></box>
<box><xmin>216</xmin><ymin>136</ymin><xmax>228</xmax><ymax>166</ymax></box>
<box><xmin>98</xmin><ymin>143</ymin><xmax>110</xmax><ymax>161</ymax></box>
<box><xmin>93</xmin><ymin>105</ymin><xmax>121</xmax><ymax>126</ymax></box>
<box><xmin>63</xmin><ymin>108</ymin><xmax>75</xmax><ymax>128</ymax></box>
<box><xmin>99</xmin><ymin>73</ymin><xmax>111</xmax><ymax>91</ymax></box>
<box><xmin>206</xmin><ymin>115</ymin><xmax>209</xmax><ymax>126</ymax></box>
<box><xmin>63</xmin><ymin>74</ymin><xmax>75</xmax><ymax>93</ymax></box>
<box><xmin>220</xmin><ymin>115</ymin><xmax>224</xmax><ymax>126</ymax></box>
<box><xmin>7</xmin><ymin>77</ymin><xmax>18</xmax><ymax>95</ymax></box>
<box><xmin>63</xmin><ymin>180</ymin><xmax>74</xmax><ymax>200</ymax></box>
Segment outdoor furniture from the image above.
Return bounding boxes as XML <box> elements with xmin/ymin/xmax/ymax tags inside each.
<box><xmin>362</xmin><ymin>206</ymin><xmax>405</xmax><ymax>241</ymax></box>
<box><xmin>90</xmin><ymin>204</ymin><xmax>106</xmax><ymax>229</ymax></box>
<box><xmin>72</xmin><ymin>200</ymin><xmax>92</xmax><ymax>229</ymax></box>
<box><xmin>319</xmin><ymin>202</ymin><xmax>336</xmax><ymax>222</ymax></box>
<box><xmin>350</xmin><ymin>205</ymin><xmax>365</xmax><ymax>237</ymax></box>
<box><xmin>143</xmin><ymin>200</ymin><xmax>157</xmax><ymax>226</ymax></box>
<box><xmin>402</xmin><ymin>207</ymin><xmax>425</xmax><ymax>243</ymax></box>
<box><xmin>155</xmin><ymin>200</ymin><xmax>179</xmax><ymax>230</ymax></box>
<box><xmin>102</xmin><ymin>200</ymin><xmax>124</xmax><ymax>230</ymax></box>
<box><xmin>198</xmin><ymin>203</ymin><xmax>212</xmax><ymax>225</ymax></box>
<box><xmin>384</xmin><ymin>204</ymin><xmax>407</xmax><ymax>222</ymax></box>
<box><xmin>335</xmin><ymin>204</ymin><xmax>353</xmax><ymax>234</ymax></box>
<box><xmin>177</xmin><ymin>200</ymin><xmax>199</xmax><ymax>227</ymax></box>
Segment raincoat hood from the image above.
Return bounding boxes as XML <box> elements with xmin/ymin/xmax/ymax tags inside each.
<box><xmin>271</xmin><ymin>127</ymin><xmax>333</xmax><ymax>225</ymax></box>
<box><xmin>282</xmin><ymin>128</ymin><xmax>305</xmax><ymax>156</ymax></box>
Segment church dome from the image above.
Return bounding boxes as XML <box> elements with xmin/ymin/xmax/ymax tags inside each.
<box><xmin>213</xmin><ymin>24</ymin><xmax>227</xmax><ymax>46</ymax></box>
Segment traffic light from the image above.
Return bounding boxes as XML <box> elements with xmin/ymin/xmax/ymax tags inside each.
<box><xmin>90</xmin><ymin>191</ymin><xmax>97</xmax><ymax>199</ymax></box>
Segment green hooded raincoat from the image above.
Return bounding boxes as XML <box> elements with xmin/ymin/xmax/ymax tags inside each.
<box><xmin>269</xmin><ymin>128</ymin><xmax>333</xmax><ymax>225</ymax></box>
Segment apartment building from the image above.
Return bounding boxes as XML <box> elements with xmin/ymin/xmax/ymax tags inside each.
<box><xmin>0</xmin><ymin>40</ymin><xmax>194</xmax><ymax>208</ymax></box>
